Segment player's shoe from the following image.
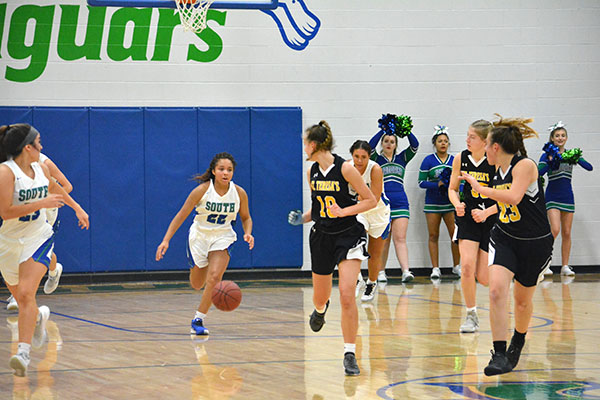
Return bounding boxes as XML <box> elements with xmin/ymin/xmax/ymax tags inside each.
<box><xmin>343</xmin><ymin>352</ymin><xmax>360</xmax><ymax>376</ymax></box>
<box><xmin>32</xmin><ymin>306</ymin><xmax>50</xmax><ymax>349</ymax></box>
<box><xmin>484</xmin><ymin>350</ymin><xmax>512</xmax><ymax>376</ymax></box>
<box><xmin>6</xmin><ymin>295</ymin><xmax>18</xmax><ymax>312</ymax></box>
<box><xmin>460</xmin><ymin>310</ymin><xmax>479</xmax><ymax>333</ymax></box>
<box><xmin>309</xmin><ymin>300</ymin><xmax>329</xmax><ymax>332</ymax></box>
<box><xmin>44</xmin><ymin>263</ymin><xmax>63</xmax><ymax>294</ymax></box>
<box><xmin>543</xmin><ymin>266</ymin><xmax>553</xmax><ymax>275</ymax></box>
<box><xmin>355</xmin><ymin>278</ymin><xmax>365</xmax><ymax>298</ymax></box>
<box><xmin>9</xmin><ymin>352</ymin><xmax>30</xmax><ymax>377</ymax></box>
<box><xmin>507</xmin><ymin>336</ymin><xmax>524</xmax><ymax>369</ymax></box>
<box><xmin>561</xmin><ymin>265</ymin><xmax>575</xmax><ymax>276</ymax></box>
<box><xmin>190</xmin><ymin>318</ymin><xmax>209</xmax><ymax>335</ymax></box>
<box><xmin>377</xmin><ymin>270</ymin><xmax>388</xmax><ymax>283</ymax></box>
<box><xmin>430</xmin><ymin>267</ymin><xmax>441</xmax><ymax>279</ymax></box>
<box><xmin>452</xmin><ymin>265</ymin><xmax>461</xmax><ymax>277</ymax></box>
<box><xmin>401</xmin><ymin>270</ymin><xmax>414</xmax><ymax>283</ymax></box>
<box><xmin>361</xmin><ymin>282</ymin><xmax>377</xmax><ymax>302</ymax></box>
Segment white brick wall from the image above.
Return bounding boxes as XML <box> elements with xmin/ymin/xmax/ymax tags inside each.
<box><xmin>1</xmin><ymin>0</ymin><xmax>598</xmax><ymax>269</ymax></box>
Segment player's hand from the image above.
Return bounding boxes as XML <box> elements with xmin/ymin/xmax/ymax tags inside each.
<box><xmin>460</xmin><ymin>172</ymin><xmax>480</xmax><ymax>191</ymax></box>
<box><xmin>42</xmin><ymin>194</ymin><xmax>64</xmax><ymax>209</ymax></box>
<box><xmin>455</xmin><ymin>202</ymin><xmax>466</xmax><ymax>217</ymax></box>
<box><xmin>288</xmin><ymin>210</ymin><xmax>304</xmax><ymax>226</ymax></box>
<box><xmin>75</xmin><ymin>208</ymin><xmax>89</xmax><ymax>230</ymax></box>
<box><xmin>471</xmin><ymin>208</ymin><xmax>488</xmax><ymax>223</ymax></box>
<box><xmin>156</xmin><ymin>241</ymin><xmax>169</xmax><ymax>261</ymax></box>
<box><xmin>244</xmin><ymin>233</ymin><xmax>254</xmax><ymax>250</ymax></box>
<box><xmin>327</xmin><ymin>203</ymin><xmax>345</xmax><ymax>218</ymax></box>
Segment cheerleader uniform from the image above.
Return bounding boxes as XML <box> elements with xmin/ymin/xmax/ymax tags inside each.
<box><xmin>369</xmin><ymin>131</ymin><xmax>419</xmax><ymax>219</ymax></box>
<box><xmin>538</xmin><ymin>152</ymin><xmax>593</xmax><ymax>213</ymax></box>
<box><xmin>488</xmin><ymin>155</ymin><xmax>553</xmax><ymax>287</ymax></box>
<box><xmin>453</xmin><ymin>150</ymin><xmax>496</xmax><ymax>251</ymax></box>
<box><xmin>418</xmin><ymin>153</ymin><xmax>454</xmax><ymax>213</ymax></box>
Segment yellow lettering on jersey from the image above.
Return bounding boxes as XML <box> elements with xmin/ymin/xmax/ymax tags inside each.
<box><xmin>316</xmin><ymin>195</ymin><xmax>337</xmax><ymax>218</ymax></box>
<box><xmin>312</xmin><ymin>181</ymin><xmax>340</xmax><ymax>192</ymax></box>
<box><xmin>466</xmin><ymin>171</ymin><xmax>490</xmax><ymax>182</ymax></box>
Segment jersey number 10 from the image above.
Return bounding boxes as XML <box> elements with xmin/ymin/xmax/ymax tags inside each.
<box><xmin>316</xmin><ymin>195</ymin><xmax>337</xmax><ymax>219</ymax></box>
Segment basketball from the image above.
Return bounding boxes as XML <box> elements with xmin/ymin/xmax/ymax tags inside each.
<box><xmin>211</xmin><ymin>280</ymin><xmax>242</xmax><ymax>312</ymax></box>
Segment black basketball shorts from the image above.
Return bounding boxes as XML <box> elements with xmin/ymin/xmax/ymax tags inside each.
<box><xmin>309</xmin><ymin>223</ymin><xmax>368</xmax><ymax>276</ymax></box>
<box><xmin>488</xmin><ymin>226</ymin><xmax>554</xmax><ymax>287</ymax></box>
<box><xmin>453</xmin><ymin>214</ymin><xmax>495</xmax><ymax>252</ymax></box>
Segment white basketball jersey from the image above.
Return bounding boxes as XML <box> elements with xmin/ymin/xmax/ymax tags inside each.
<box><xmin>0</xmin><ymin>160</ymin><xmax>50</xmax><ymax>239</ymax></box>
<box><xmin>38</xmin><ymin>153</ymin><xmax>59</xmax><ymax>225</ymax></box>
<box><xmin>192</xmin><ymin>180</ymin><xmax>240</xmax><ymax>234</ymax></box>
<box><xmin>349</xmin><ymin>159</ymin><xmax>391</xmax><ymax>217</ymax></box>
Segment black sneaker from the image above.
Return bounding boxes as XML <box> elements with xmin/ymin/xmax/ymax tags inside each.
<box><xmin>484</xmin><ymin>350</ymin><xmax>513</xmax><ymax>376</ymax></box>
<box><xmin>309</xmin><ymin>300</ymin><xmax>329</xmax><ymax>332</ymax></box>
<box><xmin>361</xmin><ymin>282</ymin><xmax>377</xmax><ymax>302</ymax></box>
<box><xmin>507</xmin><ymin>338</ymin><xmax>524</xmax><ymax>369</ymax></box>
<box><xmin>343</xmin><ymin>352</ymin><xmax>360</xmax><ymax>376</ymax></box>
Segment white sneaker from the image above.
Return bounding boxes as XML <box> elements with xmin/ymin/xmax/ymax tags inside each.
<box><xmin>460</xmin><ymin>310</ymin><xmax>479</xmax><ymax>333</ymax></box>
<box><xmin>355</xmin><ymin>278</ymin><xmax>365</xmax><ymax>298</ymax></box>
<box><xmin>44</xmin><ymin>262</ymin><xmax>63</xmax><ymax>294</ymax></box>
<box><xmin>430</xmin><ymin>267</ymin><xmax>441</xmax><ymax>279</ymax></box>
<box><xmin>452</xmin><ymin>265</ymin><xmax>461</xmax><ymax>277</ymax></box>
<box><xmin>361</xmin><ymin>281</ymin><xmax>377</xmax><ymax>302</ymax></box>
<box><xmin>6</xmin><ymin>295</ymin><xmax>18</xmax><ymax>312</ymax></box>
<box><xmin>543</xmin><ymin>266</ymin><xmax>553</xmax><ymax>276</ymax></box>
<box><xmin>401</xmin><ymin>270</ymin><xmax>414</xmax><ymax>283</ymax></box>
<box><xmin>32</xmin><ymin>305</ymin><xmax>50</xmax><ymax>349</ymax></box>
<box><xmin>561</xmin><ymin>265</ymin><xmax>575</xmax><ymax>276</ymax></box>
<box><xmin>9</xmin><ymin>352</ymin><xmax>30</xmax><ymax>377</ymax></box>
<box><xmin>377</xmin><ymin>270</ymin><xmax>388</xmax><ymax>282</ymax></box>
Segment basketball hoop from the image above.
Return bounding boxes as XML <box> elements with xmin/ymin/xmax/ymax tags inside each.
<box><xmin>175</xmin><ymin>0</ymin><xmax>215</xmax><ymax>33</ymax></box>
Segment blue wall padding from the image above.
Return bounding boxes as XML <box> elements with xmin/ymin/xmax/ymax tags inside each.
<box><xmin>32</xmin><ymin>107</ymin><xmax>92</xmax><ymax>271</ymax></box>
<box><xmin>0</xmin><ymin>106</ymin><xmax>302</xmax><ymax>273</ymax></box>
<box><xmin>250</xmin><ymin>108</ymin><xmax>303</xmax><ymax>267</ymax></box>
<box><xmin>144</xmin><ymin>108</ymin><xmax>198</xmax><ymax>271</ymax></box>
<box><xmin>89</xmin><ymin>108</ymin><xmax>146</xmax><ymax>271</ymax></box>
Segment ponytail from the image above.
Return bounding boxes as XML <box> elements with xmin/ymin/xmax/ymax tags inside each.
<box><xmin>490</xmin><ymin>114</ymin><xmax>538</xmax><ymax>157</ymax></box>
<box><xmin>305</xmin><ymin>120</ymin><xmax>335</xmax><ymax>152</ymax></box>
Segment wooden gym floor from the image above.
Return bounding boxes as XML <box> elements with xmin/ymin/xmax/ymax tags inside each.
<box><xmin>1</xmin><ymin>274</ymin><xmax>599</xmax><ymax>399</ymax></box>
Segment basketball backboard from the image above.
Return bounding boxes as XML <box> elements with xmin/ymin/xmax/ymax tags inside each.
<box><xmin>87</xmin><ymin>0</ymin><xmax>278</xmax><ymax>9</ymax></box>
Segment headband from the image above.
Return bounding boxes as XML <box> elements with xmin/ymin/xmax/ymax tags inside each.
<box><xmin>433</xmin><ymin>125</ymin><xmax>449</xmax><ymax>136</ymax></box>
<box><xmin>16</xmin><ymin>125</ymin><xmax>40</xmax><ymax>152</ymax></box>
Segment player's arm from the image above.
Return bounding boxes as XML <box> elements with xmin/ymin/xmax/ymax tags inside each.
<box><xmin>42</xmin><ymin>163</ymin><xmax>88</xmax><ymax>229</ymax></box>
<box><xmin>156</xmin><ymin>183</ymin><xmax>208</xmax><ymax>261</ymax></box>
<box><xmin>328</xmin><ymin>162</ymin><xmax>377</xmax><ymax>218</ymax></box>
<box><xmin>0</xmin><ymin>164</ymin><xmax>63</xmax><ymax>220</ymax></box>
<box><xmin>369</xmin><ymin>163</ymin><xmax>384</xmax><ymax>200</ymax></box>
<box><xmin>236</xmin><ymin>184</ymin><xmax>254</xmax><ymax>250</ymax></box>
<box><xmin>462</xmin><ymin>159</ymin><xmax>537</xmax><ymax>206</ymax></box>
<box><xmin>44</xmin><ymin>158</ymin><xmax>73</xmax><ymax>193</ymax></box>
<box><xmin>471</xmin><ymin>204</ymin><xmax>498</xmax><ymax>223</ymax></box>
<box><xmin>448</xmin><ymin>153</ymin><xmax>465</xmax><ymax>216</ymax></box>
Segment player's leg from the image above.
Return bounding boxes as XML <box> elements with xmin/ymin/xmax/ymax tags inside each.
<box><xmin>425</xmin><ymin>213</ymin><xmax>442</xmax><ymax>278</ymax></box>
<box><xmin>484</xmin><ymin>264</ymin><xmax>514</xmax><ymax>376</ymax></box>
<box><xmin>378</xmin><ymin>234</ymin><xmax>392</xmax><ymax>283</ymax></box>
<box><xmin>338</xmin><ymin>258</ymin><xmax>361</xmax><ymax>375</ymax></box>
<box><xmin>442</xmin><ymin>211</ymin><xmax>460</xmax><ymax>273</ymax></box>
<box><xmin>475</xmin><ymin>249</ymin><xmax>490</xmax><ymax>287</ymax></box>
<box><xmin>362</xmin><ymin>235</ymin><xmax>385</xmax><ymax>301</ymax></box>
<box><xmin>506</xmin><ymin>280</ymin><xmax>536</xmax><ymax>369</ymax></box>
<box><xmin>459</xmin><ymin>239</ymin><xmax>480</xmax><ymax>332</ymax></box>
<box><xmin>560</xmin><ymin>211</ymin><xmax>575</xmax><ymax>275</ymax></box>
<box><xmin>43</xmin><ymin>253</ymin><xmax>63</xmax><ymax>294</ymax></box>
<box><xmin>198</xmin><ymin>250</ymin><xmax>230</xmax><ymax>314</ymax></box>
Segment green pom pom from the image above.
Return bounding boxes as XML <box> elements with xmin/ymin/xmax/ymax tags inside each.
<box><xmin>561</xmin><ymin>148</ymin><xmax>582</xmax><ymax>165</ymax></box>
<box><xmin>395</xmin><ymin>115</ymin><xmax>413</xmax><ymax>138</ymax></box>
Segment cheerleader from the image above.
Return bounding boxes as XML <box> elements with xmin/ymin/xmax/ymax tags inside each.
<box><xmin>538</xmin><ymin>122</ymin><xmax>593</xmax><ymax>276</ymax></box>
<box><xmin>418</xmin><ymin>125</ymin><xmax>460</xmax><ymax>280</ymax></box>
<box><xmin>369</xmin><ymin>119</ymin><xmax>419</xmax><ymax>283</ymax></box>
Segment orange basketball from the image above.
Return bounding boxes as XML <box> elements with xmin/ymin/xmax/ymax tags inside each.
<box><xmin>211</xmin><ymin>280</ymin><xmax>242</xmax><ymax>312</ymax></box>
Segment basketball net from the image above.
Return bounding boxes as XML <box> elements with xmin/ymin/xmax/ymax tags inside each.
<box><xmin>175</xmin><ymin>0</ymin><xmax>215</xmax><ymax>33</ymax></box>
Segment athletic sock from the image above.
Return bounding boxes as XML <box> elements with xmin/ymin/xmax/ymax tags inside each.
<box><xmin>467</xmin><ymin>306</ymin><xmax>477</xmax><ymax>313</ymax></box>
<box><xmin>493</xmin><ymin>340</ymin><xmax>507</xmax><ymax>354</ymax></box>
<box><xmin>48</xmin><ymin>268</ymin><xmax>58</xmax><ymax>277</ymax></box>
<box><xmin>17</xmin><ymin>342</ymin><xmax>31</xmax><ymax>356</ymax></box>
<box><xmin>344</xmin><ymin>343</ymin><xmax>356</xmax><ymax>354</ymax></box>
<box><xmin>512</xmin><ymin>329</ymin><xmax>526</xmax><ymax>347</ymax></box>
<box><xmin>194</xmin><ymin>311</ymin><xmax>206</xmax><ymax>320</ymax></box>
<box><xmin>366</xmin><ymin>279</ymin><xmax>376</xmax><ymax>285</ymax></box>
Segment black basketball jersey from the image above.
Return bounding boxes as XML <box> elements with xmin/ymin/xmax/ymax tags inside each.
<box><xmin>460</xmin><ymin>149</ymin><xmax>496</xmax><ymax>211</ymax></box>
<box><xmin>310</xmin><ymin>154</ymin><xmax>359</xmax><ymax>233</ymax></box>
<box><xmin>492</xmin><ymin>155</ymin><xmax>551</xmax><ymax>239</ymax></box>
